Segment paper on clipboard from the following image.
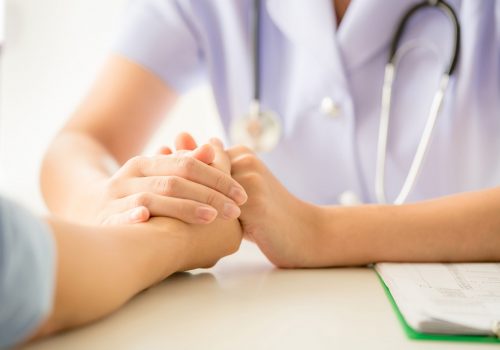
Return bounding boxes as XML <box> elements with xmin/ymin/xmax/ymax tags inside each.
<box><xmin>375</xmin><ymin>263</ymin><xmax>500</xmax><ymax>337</ymax></box>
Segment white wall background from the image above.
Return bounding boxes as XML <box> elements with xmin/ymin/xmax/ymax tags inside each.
<box><xmin>0</xmin><ymin>0</ymin><xmax>223</xmax><ymax>214</ymax></box>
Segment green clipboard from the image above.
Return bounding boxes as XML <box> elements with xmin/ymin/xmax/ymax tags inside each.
<box><xmin>375</xmin><ymin>271</ymin><xmax>500</xmax><ymax>343</ymax></box>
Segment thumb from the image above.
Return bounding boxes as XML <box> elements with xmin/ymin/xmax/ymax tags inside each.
<box><xmin>208</xmin><ymin>138</ymin><xmax>231</xmax><ymax>174</ymax></box>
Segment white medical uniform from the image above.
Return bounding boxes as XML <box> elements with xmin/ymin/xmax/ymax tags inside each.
<box><xmin>114</xmin><ymin>0</ymin><xmax>500</xmax><ymax>205</ymax></box>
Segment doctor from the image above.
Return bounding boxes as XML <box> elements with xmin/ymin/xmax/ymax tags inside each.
<box><xmin>42</xmin><ymin>0</ymin><xmax>500</xmax><ymax>266</ymax></box>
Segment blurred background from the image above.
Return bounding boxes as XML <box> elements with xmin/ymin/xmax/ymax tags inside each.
<box><xmin>0</xmin><ymin>0</ymin><xmax>223</xmax><ymax>213</ymax></box>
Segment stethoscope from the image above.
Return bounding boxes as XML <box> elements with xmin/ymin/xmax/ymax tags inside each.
<box><xmin>230</xmin><ymin>0</ymin><xmax>461</xmax><ymax>204</ymax></box>
<box><xmin>230</xmin><ymin>0</ymin><xmax>281</xmax><ymax>153</ymax></box>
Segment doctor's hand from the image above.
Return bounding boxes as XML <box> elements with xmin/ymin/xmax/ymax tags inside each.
<box><xmin>94</xmin><ymin>134</ymin><xmax>247</xmax><ymax>226</ymax></box>
<box><xmin>228</xmin><ymin>146</ymin><xmax>323</xmax><ymax>268</ymax></box>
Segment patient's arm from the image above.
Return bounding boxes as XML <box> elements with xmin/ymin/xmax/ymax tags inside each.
<box><xmin>32</xmin><ymin>215</ymin><xmax>241</xmax><ymax>340</ymax></box>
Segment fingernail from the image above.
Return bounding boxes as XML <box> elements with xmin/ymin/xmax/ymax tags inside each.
<box><xmin>223</xmin><ymin>202</ymin><xmax>241</xmax><ymax>219</ymax></box>
<box><xmin>229</xmin><ymin>186</ymin><xmax>248</xmax><ymax>205</ymax></box>
<box><xmin>130</xmin><ymin>207</ymin><xmax>146</xmax><ymax>222</ymax></box>
<box><xmin>196</xmin><ymin>206</ymin><xmax>217</xmax><ymax>222</ymax></box>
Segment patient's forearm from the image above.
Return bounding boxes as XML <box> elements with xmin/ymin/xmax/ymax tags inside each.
<box><xmin>316</xmin><ymin>187</ymin><xmax>500</xmax><ymax>265</ymax></box>
<box><xmin>31</xmin><ymin>215</ymin><xmax>241</xmax><ymax>340</ymax></box>
<box><xmin>33</xmin><ymin>218</ymin><xmax>183</xmax><ymax>338</ymax></box>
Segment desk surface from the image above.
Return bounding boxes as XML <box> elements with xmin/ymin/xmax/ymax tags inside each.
<box><xmin>24</xmin><ymin>242</ymin><xmax>497</xmax><ymax>350</ymax></box>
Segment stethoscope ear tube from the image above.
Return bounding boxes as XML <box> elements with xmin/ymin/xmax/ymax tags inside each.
<box><xmin>376</xmin><ymin>0</ymin><xmax>460</xmax><ymax>204</ymax></box>
<box><xmin>388</xmin><ymin>0</ymin><xmax>461</xmax><ymax>75</ymax></box>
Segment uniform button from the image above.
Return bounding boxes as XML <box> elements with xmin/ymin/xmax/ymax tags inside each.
<box><xmin>320</xmin><ymin>97</ymin><xmax>341</xmax><ymax>118</ymax></box>
<box><xmin>338</xmin><ymin>191</ymin><xmax>362</xmax><ymax>206</ymax></box>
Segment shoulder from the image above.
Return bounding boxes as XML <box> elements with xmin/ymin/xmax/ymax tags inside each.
<box><xmin>125</xmin><ymin>0</ymin><xmax>251</xmax><ymax>27</ymax></box>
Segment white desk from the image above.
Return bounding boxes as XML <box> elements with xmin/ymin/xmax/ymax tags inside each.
<box><xmin>23</xmin><ymin>242</ymin><xmax>497</xmax><ymax>350</ymax></box>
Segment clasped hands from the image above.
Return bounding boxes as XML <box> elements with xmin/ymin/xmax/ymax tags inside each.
<box><xmin>96</xmin><ymin>132</ymin><xmax>321</xmax><ymax>270</ymax></box>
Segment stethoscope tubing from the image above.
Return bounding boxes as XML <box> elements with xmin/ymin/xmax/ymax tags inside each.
<box><xmin>234</xmin><ymin>0</ymin><xmax>461</xmax><ymax>205</ymax></box>
<box><xmin>389</xmin><ymin>0</ymin><xmax>461</xmax><ymax>75</ymax></box>
<box><xmin>375</xmin><ymin>0</ymin><xmax>461</xmax><ymax>204</ymax></box>
<box><xmin>252</xmin><ymin>0</ymin><xmax>262</xmax><ymax>106</ymax></box>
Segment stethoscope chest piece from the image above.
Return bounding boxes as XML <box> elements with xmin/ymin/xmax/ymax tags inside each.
<box><xmin>229</xmin><ymin>0</ymin><xmax>281</xmax><ymax>153</ymax></box>
<box><xmin>230</xmin><ymin>100</ymin><xmax>281</xmax><ymax>152</ymax></box>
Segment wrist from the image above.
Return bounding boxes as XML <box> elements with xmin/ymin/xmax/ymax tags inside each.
<box><xmin>138</xmin><ymin>218</ymin><xmax>190</xmax><ymax>279</ymax></box>
<box><xmin>305</xmin><ymin>204</ymin><xmax>342</xmax><ymax>266</ymax></box>
<box><xmin>281</xmin><ymin>200</ymin><xmax>332</xmax><ymax>268</ymax></box>
<box><xmin>313</xmin><ymin>204</ymin><xmax>397</xmax><ymax>266</ymax></box>
<box><xmin>307</xmin><ymin>204</ymin><xmax>376</xmax><ymax>267</ymax></box>
<box><xmin>109</xmin><ymin>219</ymin><xmax>188</xmax><ymax>287</ymax></box>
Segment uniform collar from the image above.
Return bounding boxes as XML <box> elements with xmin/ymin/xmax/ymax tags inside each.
<box><xmin>266</xmin><ymin>0</ymin><xmax>336</xmax><ymax>48</ymax></box>
<box><xmin>266</xmin><ymin>0</ymin><xmax>422</xmax><ymax>73</ymax></box>
<box><xmin>266</xmin><ymin>0</ymin><xmax>345</xmax><ymax>85</ymax></box>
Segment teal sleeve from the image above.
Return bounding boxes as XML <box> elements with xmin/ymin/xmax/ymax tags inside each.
<box><xmin>0</xmin><ymin>197</ymin><xmax>56</xmax><ymax>349</ymax></box>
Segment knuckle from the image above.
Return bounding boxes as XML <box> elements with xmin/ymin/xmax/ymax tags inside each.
<box><xmin>132</xmin><ymin>192</ymin><xmax>151</xmax><ymax>208</ymax></box>
<box><xmin>205</xmin><ymin>191</ymin><xmax>219</xmax><ymax>207</ymax></box>
<box><xmin>241</xmin><ymin>172</ymin><xmax>263</xmax><ymax>187</ymax></box>
<box><xmin>157</xmin><ymin>176</ymin><xmax>178</xmax><ymax>196</ymax></box>
<box><xmin>175</xmin><ymin>156</ymin><xmax>196</xmax><ymax>177</ymax></box>
<box><xmin>233</xmin><ymin>145</ymin><xmax>254</xmax><ymax>155</ymax></box>
<box><xmin>240</xmin><ymin>153</ymin><xmax>259</xmax><ymax>166</ymax></box>
<box><xmin>126</xmin><ymin>155</ymin><xmax>145</xmax><ymax>170</ymax></box>
<box><xmin>213</xmin><ymin>172</ymin><xmax>228</xmax><ymax>191</ymax></box>
<box><xmin>104</xmin><ymin>176</ymin><xmax>121</xmax><ymax>199</ymax></box>
<box><xmin>233</xmin><ymin>153</ymin><xmax>261</xmax><ymax>171</ymax></box>
<box><xmin>126</xmin><ymin>155</ymin><xmax>152</xmax><ymax>176</ymax></box>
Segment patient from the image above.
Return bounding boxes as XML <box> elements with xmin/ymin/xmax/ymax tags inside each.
<box><xmin>0</xmin><ymin>140</ymin><xmax>242</xmax><ymax>348</ymax></box>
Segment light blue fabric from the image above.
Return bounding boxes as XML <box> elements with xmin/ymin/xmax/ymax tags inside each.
<box><xmin>0</xmin><ymin>197</ymin><xmax>55</xmax><ymax>349</ymax></box>
<box><xmin>113</xmin><ymin>0</ymin><xmax>500</xmax><ymax>205</ymax></box>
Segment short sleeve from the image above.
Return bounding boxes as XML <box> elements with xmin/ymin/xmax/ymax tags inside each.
<box><xmin>112</xmin><ymin>0</ymin><xmax>205</xmax><ymax>93</ymax></box>
<box><xmin>0</xmin><ymin>197</ymin><xmax>56</xmax><ymax>349</ymax></box>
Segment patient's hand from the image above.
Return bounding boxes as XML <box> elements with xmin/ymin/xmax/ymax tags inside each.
<box><xmin>138</xmin><ymin>136</ymin><xmax>244</xmax><ymax>271</ymax></box>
